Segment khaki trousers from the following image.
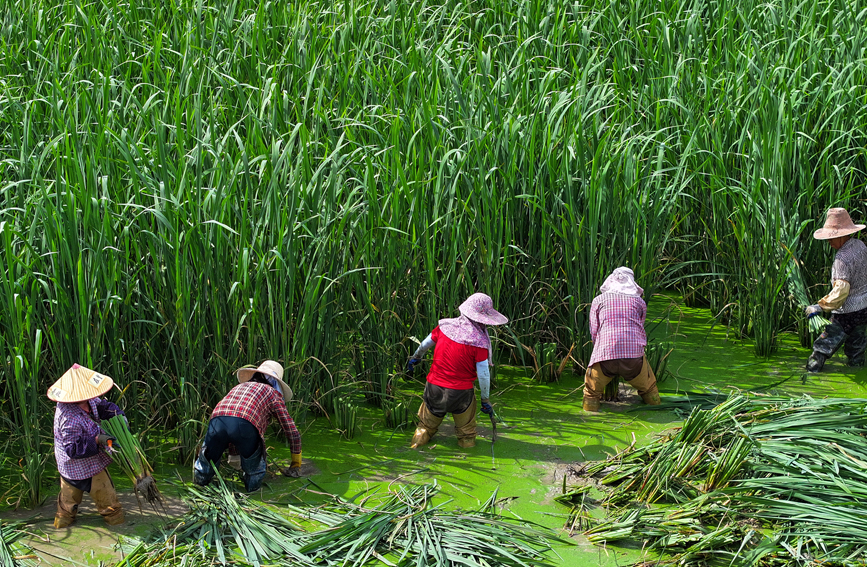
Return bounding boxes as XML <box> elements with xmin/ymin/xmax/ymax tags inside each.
<box><xmin>411</xmin><ymin>399</ymin><xmax>477</xmax><ymax>448</ymax></box>
<box><xmin>54</xmin><ymin>469</ymin><xmax>125</xmax><ymax>528</ymax></box>
<box><xmin>584</xmin><ymin>356</ymin><xmax>660</xmax><ymax>411</ymax></box>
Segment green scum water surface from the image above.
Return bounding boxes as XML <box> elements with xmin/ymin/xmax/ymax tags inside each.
<box><xmin>7</xmin><ymin>298</ymin><xmax>867</xmax><ymax>566</ymax></box>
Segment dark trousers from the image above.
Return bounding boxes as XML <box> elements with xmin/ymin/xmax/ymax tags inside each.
<box><xmin>193</xmin><ymin>416</ymin><xmax>267</xmax><ymax>492</ymax></box>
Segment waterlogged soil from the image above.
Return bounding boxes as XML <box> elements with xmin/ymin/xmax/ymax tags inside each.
<box><xmin>4</xmin><ymin>298</ymin><xmax>867</xmax><ymax>566</ymax></box>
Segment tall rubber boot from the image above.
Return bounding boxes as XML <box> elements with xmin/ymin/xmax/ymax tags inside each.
<box><xmin>807</xmin><ymin>321</ymin><xmax>848</xmax><ymax>372</ymax></box>
<box><xmin>453</xmin><ymin>401</ymin><xmax>478</xmax><ymax>448</ymax></box>
<box><xmin>583</xmin><ymin>364</ymin><xmax>611</xmax><ymax>411</ymax></box>
<box><xmin>90</xmin><ymin>470</ymin><xmax>125</xmax><ymax>526</ymax></box>
<box><xmin>54</xmin><ymin>479</ymin><xmax>84</xmax><ymax>528</ymax></box>
<box><xmin>193</xmin><ymin>445</ymin><xmax>216</xmax><ymax>486</ymax></box>
<box><xmin>240</xmin><ymin>445</ymin><xmax>267</xmax><ymax>492</ymax></box>
<box><xmin>844</xmin><ymin>325</ymin><xmax>867</xmax><ymax>367</ymax></box>
<box><xmin>410</xmin><ymin>402</ymin><xmax>444</xmax><ymax>448</ymax></box>
<box><xmin>627</xmin><ymin>357</ymin><xmax>661</xmax><ymax>405</ymax></box>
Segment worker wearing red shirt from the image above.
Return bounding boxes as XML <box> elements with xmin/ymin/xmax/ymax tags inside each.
<box><xmin>406</xmin><ymin>293</ymin><xmax>508</xmax><ymax>449</ymax></box>
<box><xmin>193</xmin><ymin>362</ymin><xmax>302</xmax><ymax>491</ymax></box>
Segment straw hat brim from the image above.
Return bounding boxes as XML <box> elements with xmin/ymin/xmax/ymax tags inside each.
<box><xmin>813</xmin><ymin>225</ymin><xmax>866</xmax><ymax>240</ymax></box>
<box><xmin>47</xmin><ymin>364</ymin><xmax>114</xmax><ymax>403</ymax></box>
<box><xmin>236</xmin><ymin>365</ymin><xmax>293</xmax><ymax>401</ymax></box>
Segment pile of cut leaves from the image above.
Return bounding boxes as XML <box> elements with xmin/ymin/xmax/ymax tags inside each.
<box><xmin>116</xmin><ymin>472</ymin><xmax>566</xmax><ymax>566</ymax></box>
<box><xmin>568</xmin><ymin>395</ymin><xmax>867</xmax><ymax>566</ymax></box>
<box><xmin>0</xmin><ymin>521</ymin><xmax>38</xmax><ymax>567</ymax></box>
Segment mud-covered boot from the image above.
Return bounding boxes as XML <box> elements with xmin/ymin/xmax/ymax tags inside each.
<box><xmin>807</xmin><ymin>322</ymin><xmax>848</xmax><ymax>373</ymax></box>
<box><xmin>583</xmin><ymin>396</ymin><xmax>601</xmax><ymax>412</ymax></box>
<box><xmin>844</xmin><ymin>325</ymin><xmax>867</xmax><ymax>367</ymax></box>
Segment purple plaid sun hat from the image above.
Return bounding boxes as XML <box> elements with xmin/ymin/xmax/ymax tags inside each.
<box><xmin>458</xmin><ymin>293</ymin><xmax>508</xmax><ymax>326</ymax></box>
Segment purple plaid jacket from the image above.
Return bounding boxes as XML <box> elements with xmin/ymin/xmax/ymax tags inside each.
<box><xmin>54</xmin><ymin>398</ymin><xmax>122</xmax><ymax>480</ymax></box>
<box><xmin>588</xmin><ymin>292</ymin><xmax>647</xmax><ymax>367</ymax></box>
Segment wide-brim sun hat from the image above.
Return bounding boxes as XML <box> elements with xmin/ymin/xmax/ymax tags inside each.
<box><xmin>600</xmin><ymin>267</ymin><xmax>644</xmax><ymax>296</ymax></box>
<box><xmin>47</xmin><ymin>363</ymin><xmax>114</xmax><ymax>403</ymax></box>
<box><xmin>236</xmin><ymin>359</ymin><xmax>293</xmax><ymax>401</ymax></box>
<box><xmin>813</xmin><ymin>207</ymin><xmax>865</xmax><ymax>240</ymax></box>
<box><xmin>458</xmin><ymin>293</ymin><xmax>508</xmax><ymax>326</ymax></box>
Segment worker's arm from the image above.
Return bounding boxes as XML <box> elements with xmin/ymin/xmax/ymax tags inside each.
<box><xmin>95</xmin><ymin>398</ymin><xmax>124</xmax><ymax>421</ymax></box>
<box><xmin>818</xmin><ymin>279</ymin><xmax>850</xmax><ymax>311</ymax></box>
<box><xmin>271</xmin><ymin>394</ymin><xmax>302</xmax><ymax>455</ymax></box>
<box><xmin>407</xmin><ymin>333</ymin><xmax>435</xmax><ymax>374</ymax></box>
<box><xmin>476</xmin><ymin>360</ymin><xmax>491</xmax><ymax>401</ymax></box>
<box><xmin>588</xmin><ymin>301</ymin><xmax>600</xmax><ymax>342</ymax></box>
<box><xmin>411</xmin><ymin>334</ymin><xmax>435</xmax><ymax>359</ymax></box>
<box><xmin>61</xmin><ymin>428</ymin><xmax>100</xmax><ymax>459</ymax></box>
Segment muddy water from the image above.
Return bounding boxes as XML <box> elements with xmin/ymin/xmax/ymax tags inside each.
<box><xmin>5</xmin><ymin>299</ymin><xmax>867</xmax><ymax>565</ymax></box>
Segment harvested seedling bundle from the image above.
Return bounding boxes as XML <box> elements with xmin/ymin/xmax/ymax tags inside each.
<box><xmin>101</xmin><ymin>415</ymin><xmax>162</xmax><ymax>509</ymax></box>
<box><xmin>573</xmin><ymin>395</ymin><xmax>867</xmax><ymax>566</ymax></box>
<box><xmin>788</xmin><ymin>259</ymin><xmax>830</xmax><ymax>333</ymax></box>
<box><xmin>118</xmin><ymin>478</ymin><xmax>567</xmax><ymax>567</ymax></box>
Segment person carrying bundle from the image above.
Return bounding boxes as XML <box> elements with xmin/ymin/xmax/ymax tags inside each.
<box><xmin>193</xmin><ymin>360</ymin><xmax>302</xmax><ymax>491</ymax></box>
<box><xmin>49</xmin><ymin>364</ymin><xmax>126</xmax><ymax>528</ymax></box>
<box><xmin>583</xmin><ymin>267</ymin><xmax>661</xmax><ymax>412</ymax></box>
<box><xmin>406</xmin><ymin>293</ymin><xmax>508</xmax><ymax>449</ymax></box>
<box><xmin>804</xmin><ymin>208</ymin><xmax>867</xmax><ymax>372</ymax></box>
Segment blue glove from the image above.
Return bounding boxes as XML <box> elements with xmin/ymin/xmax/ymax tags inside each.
<box><xmin>805</xmin><ymin>304</ymin><xmax>823</xmax><ymax>318</ymax></box>
<box><xmin>406</xmin><ymin>358</ymin><xmax>421</xmax><ymax>375</ymax></box>
<box><xmin>481</xmin><ymin>401</ymin><xmax>493</xmax><ymax>415</ymax></box>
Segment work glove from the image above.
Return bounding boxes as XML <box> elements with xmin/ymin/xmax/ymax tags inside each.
<box><xmin>480</xmin><ymin>401</ymin><xmax>493</xmax><ymax>415</ymax></box>
<box><xmin>287</xmin><ymin>452</ymin><xmax>302</xmax><ymax>478</ymax></box>
<box><xmin>805</xmin><ymin>304</ymin><xmax>823</xmax><ymax>318</ymax></box>
<box><xmin>96</xmin><ymin>433</ymin><xmax>116</xmax><ymax>447</ymax></box>
<box><xmin>406</xmin><ymin>357</ymin><xmax>421</xmax><ymax>375</ymax></box>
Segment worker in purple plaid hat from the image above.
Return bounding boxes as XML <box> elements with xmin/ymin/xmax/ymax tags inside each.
<box><xmin>48</xmin><ymin>364</ymin><xmax>126</xmax><ymax>528</ymax></box>
<box><xmin>583</xmin><ymin>267</ymin><xmax>661</xmax><ymax>412</ymax></box>
<box><xmin>406</xmin><ymin>293</ymin><xmax>508</xmax><ymax>449</ymax></box>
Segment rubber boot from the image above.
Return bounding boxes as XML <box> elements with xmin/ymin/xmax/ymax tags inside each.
<box><xmin>628</xmin><ymin>357</ymin><xmax>660</xmax><ymax>405</ymax></box>
<box><xmin>240</xmin><ymin>445</ymin><xmax>267</xmax><ymax>492</ymax></box>
<box><xmin>453</xmin><ymin>402</ymin><xmax>477</xmax><ymax>448</ymax></box>
<box><xmin>90</xmin><ymin>470</ymin><xmax>125</xmax><ymax>526</ymax></box>
<box><xmin>410</xmin><ymin>402</ymin><xmax>443</xmax><ymax>448</ymax></box>
<box><xmin>193</xmin><ymin>445</ymin><xmax>216</xmax><ymax>486</ymax></box>
<box><xmin>54</xmin><ymin>479</ymin><xmax>83</xmax><ymax>528</ymax></box>
<box><xmin>844</xmin><ymin>325</ymin><xmax>867</xmax><ymax>367</ymax></box>
<box><xmin>583</xmin><ymin>364</ymin><xmax>610</xmax><ymax>412</ymax></box>
<box><xmin>807</xmin><ymin>321</ymin><xmax>848</xmax><ymax>372</ymax></box>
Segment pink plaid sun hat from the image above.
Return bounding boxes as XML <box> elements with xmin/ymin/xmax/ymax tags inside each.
<box><xmin>458</xmin><ymin>293</ymin><xmax>508</xmax><ymax>326</ymax></box>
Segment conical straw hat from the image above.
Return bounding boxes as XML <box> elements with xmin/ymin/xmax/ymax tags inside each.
<box><xmin>236</xmin><ymin>360</ymin><xmax>293</xmax><ymax>401</ymax></box>
<box><xmin>47</xmin><ymin>364</ymin><xmax>114</xmax><ymax>403</ymax></box>
<box><xmin>813</xmin><ymin>208</ymin><xmax>865</xmax><ymax>240</ymax></box>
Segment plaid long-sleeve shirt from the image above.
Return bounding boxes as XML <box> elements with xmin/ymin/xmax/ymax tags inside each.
<box><xmin>54</xmin><ymin>398</ymin><xmax>123</xmax><ymax>480</ymax></box>
<box><xmin>212</xmin><ymin>382</ymin><xmax>302</xmax><ymax>454</ymax></box>
<box><xmin>588</xmin><ymin>292</ymin><xmax>647</xmax><ymax>367</ymax></box>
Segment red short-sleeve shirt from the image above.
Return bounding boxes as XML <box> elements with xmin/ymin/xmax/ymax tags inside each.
<box><xmin>426</xmin><ymin>326</ymin><xmax>489</xmax><ymax>390</ymax></box>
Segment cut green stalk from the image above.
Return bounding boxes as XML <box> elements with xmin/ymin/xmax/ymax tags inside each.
<box><xmin>101</xmin><ymin>415</ymin><xmax>162</xmax><ymax>508</ymax></box>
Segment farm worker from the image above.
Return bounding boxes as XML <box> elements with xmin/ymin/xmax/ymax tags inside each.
<box><xmin>406</xmin><ymin>292</ymin><xmax>508</xmax><ymax>449</ymax></box>
<box><xmin>49</xmin><ymin>363</ymin><xmax>126</xmax><ymax>528</ymax></box>
<box><xmin>583</xmin><ymin>267</ymin><xmax>661</xmax><ymax>412</ymax></box>
<box><xmin>804</xmin><ymin>208</ymin><xmax>867</xmax><ymax>372</ymax></box>
<box><xmin>225</xmin><ymin>360</ymin><xmax>294</xmax><ymax>471</ymax></box>
<box><xmin>193</xmin><ymin>360</ymin><xmax>302</xmax><ymax>491</ymax></box>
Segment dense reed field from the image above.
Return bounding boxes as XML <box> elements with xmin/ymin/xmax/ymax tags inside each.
<box><xmin>1</xmin><ymin>0</ymin><xmax>866</xmax><ymax>506</ymax></box>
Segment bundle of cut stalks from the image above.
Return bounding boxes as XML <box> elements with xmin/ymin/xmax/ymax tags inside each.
<box><xmin>573</xmin><ymin>395</ymin><xmax>867</xmax><ymax>566</ymax></box>
<box><xmin>788</xmin><ymin>259</ymin><xmax>830</xmax><ymax>333</ymax></box>
<box><xmin>101</xmin><ymin>415</ymin><xmax>162</xmax><ymax>509</ymax></box>
<box><xmin>0</xmin><ymin>521</ymin><xmax>38</xmax><ymax>567</ymax></box>
<box><xmin>117</xmin><ymin>476</ymin><xmax>567</xmax><ymax>567</ymax></box>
